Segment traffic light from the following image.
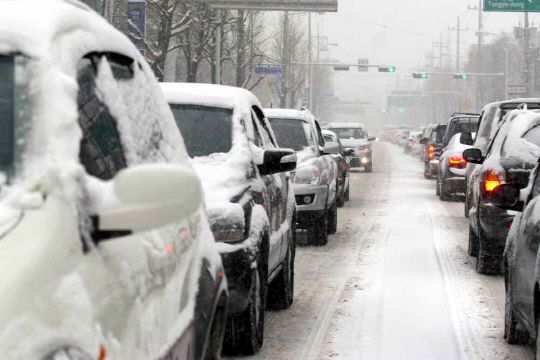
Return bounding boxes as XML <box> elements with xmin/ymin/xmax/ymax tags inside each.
<box><xmin>379</xmin><ymin>66</ymin><xmax>396</xmax><ymax>73</ymax></box>
<box><xmin>454</xmin><ymin>74</ymin><xmax>468</xmax><ymax>80</ymax></box>
<box><xmin>412</xmin><ymin>72</ymin><xmax>428</xmax><ymax>79</ymax></box>
<box><xmin>398</xmin><ymin>108</ymin><xmax>405</xmax><ymax>113</ymax></box>
<box><xmin>380</xmin><ymin>109</ymin><xmax>387</xmax><ymax>113</ymax></box>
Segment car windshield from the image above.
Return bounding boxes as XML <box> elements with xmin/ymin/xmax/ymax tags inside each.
<box><xmin>330</xmin><ymin>128</ymin><xmax>366</xmax><ymax>140</ymax></box>
<box><xmin>269</xmin><ymin>118</ymin><xmax>311</xmax><ymax>151</ymax></box>
<box><xmin>169</xmin><ymin>104</ymin><xmax>233</xmax><ymax>158</ymax></box>
<box><xmin>0</xmin><ymin>54</ymin><xmax>30</xmax><ymax>180</ymax></box>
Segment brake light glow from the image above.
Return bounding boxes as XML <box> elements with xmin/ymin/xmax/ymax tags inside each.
<box><xmin>428</xmin><ymin>145</ymin><xmax>435</xmax><ymax>151</ymax></box>
<box><xmin>485</xmin><ymin>170</ymin><xmax>501</xmax><ymax>192</ymax></box>
<box><xmin>413</xmin><ymin>141</ymin><xmax>417</xmax><ymax>145</ymax></box>
<box><xmin>448</xmin><ymin>155</ymin><xmax>466</xmax><ymax>165</ymax></box>
<box><xmin>428</xmin><ymin>152</ymin><xmax>434</xmax><ymax>158</ymax></box>
<box><xmin>507</xmin><ymin>221</ymin><xmax>513</xmax><ymax>230</ymax></box>
<box><xmin>342</xmin><ymin>163</ymin><xmax>347</xmax><ymax>170</ymax></box>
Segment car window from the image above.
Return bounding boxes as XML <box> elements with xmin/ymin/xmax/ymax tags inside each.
<box><xmin>169</xmin><ymin>104</ymin><xmax>233</xmax><ymax>157</ymax></box>
<box><xmin>314</xmin><ymin>121</ymin><xmax>325</xmax><ymax>148</ymax></box>
<box><xmin>269</xmin><ymin>118</ymin><xmax>311</xmax><ymax>151</ymax></box>
<box><xmin>251</xmin><ymin>115</ymin><xmax>264</xmax><ymax>148</ymax></box>
<box><xmin>475</xmin><ymin>107</ymin><xmax>497</xmax><ymax>152</ymax></box>
<box><xmin>523</xmin><ymin>125</ymin><xmax>540</xmax><ymax>147</ymax></box>
<box><xmin>77</xmin><ymin>57</ymin><xmax>126</xmax><ymax>180</ymax></box>
<box><xmin>329</xmin><ymin>128</ymin><xmax>366</xmax><ymax>139</ymax></box>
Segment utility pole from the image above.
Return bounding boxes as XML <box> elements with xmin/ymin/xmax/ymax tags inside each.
<box><xmin>282</xmin><ymin>11</ymin><xmax>291</xmax><ymax>108</ymax></box>
<box><xmin>432</xmin><ymin>33</ymin><xmax>447</xmax><ymax>70</ymax></box>
<box><xmin>525</xmin><ymin>12</ymin><xmax>530</xmax><ymax>97</ymax></box>
<box><xmin>308</xmin><ymin>13</ymin><xmax>313</xmax><ymax>109</ymax></box>
<box><xmin>469</xmin><ymin>0</ymin><xmax>483</xmax><ymax>107</ymax></box>
<box><xmin>449</xmin><ymin>17</ymin><xmax>469</xmax><ymax>72</ymax></box>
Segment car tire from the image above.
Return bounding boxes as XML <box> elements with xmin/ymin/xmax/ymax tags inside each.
<box><xmin>504</xmin><ymin>270</ymin><xmax>529</xmax><ymax>345</ymax></box>
<box><xmin>337</xmin><ymin>192</ymin><xmax>345</xmax><ymax>208</ymax></box>
<box><xmin>436</xmin><ymin>173</ymin><xmax>441</xmax><ymax>196</ymax></box>
<box><xmin>476</xmin><ymin>227</ymin><xmax>501</xmax><ymax>275</ymax></box>
<box><xmin>223</xmin><ymin>250</ymin><xmax>267</xmax><ymax>355</ymax></box>
<box><xmin>328</xmin><ymin>200</ymin><xmax>338</xmax><ymax>235</ymax></box>
<box><xmin>365</xmin><ymin>163</ymin><xmax>372</xmax><ymax>173</ymax></box>
<box><xmin>267</xmin><ymin>242</ymin><xmax>294</xmax><ymax>310</ymax></box>
<box><xmin>204</xmin><ymin>299</ymin><xmax>227</xmax><ymax>360</ymax></box>
<box><xmin>424</xmin><ymin>164</ymin><xmax>432</xmax><ymax>179</ymax></box>
<box><xmin>464</xmin><ymin>191</ymin><xmax>470</xmax><ymax>218</ymax></box>
<box><xmin>344</xmin><ymin>185</ymin><xmax>350</xmax><ymax>202</ymax></box>
<box><xmin>468</xmin><ymin>223</ymin><xmax>478</xmax><ymax>257</ymax></box>
<box><xmin>439</xmin><ymin>179</ymin><xmax>451</xmax><ymax>201</ymax></box>
<box><xmin>308</xmin><ymin>210</ymin><xmax>328</xmax><ymax>246</ymax></box>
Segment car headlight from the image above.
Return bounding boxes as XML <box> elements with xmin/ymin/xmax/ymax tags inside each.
<box><xmin>293</xmin><ymin>165</ymin><xmax>320</xmax><ymax>184</ymax></box>
<box><xmin>359</xmin><ymin>146</ymin><xmax>371</xmax><ymax>151</ymax></box>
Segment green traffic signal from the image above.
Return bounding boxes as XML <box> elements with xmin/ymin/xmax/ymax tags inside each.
<box><xmin>388</xmin><ymin>66</ymin><xmax>395</xmax><ymax>73</ymax></box>
<box><xmin>398</xmin><ymin>108</ymin><xmax>405</xmax><ymax>113</ymax></box>
<box><xmin>380</xmin><ymin>109</ymin><xmax>387</xmax><ymax>113</ymax></box>
<box><xmin>378</xmin><ymin>66</ymin><xmax>396</xmax><ymax>73</ymax></box>
<box><xmin>412</xmin><ymin>72</ymin><xmax>427</xmax><ymax>79</ymax></box>
<box><xmin>454</xmin><ymin>74</ymin><xmax>468</xmax><ymax>80</ymax></box>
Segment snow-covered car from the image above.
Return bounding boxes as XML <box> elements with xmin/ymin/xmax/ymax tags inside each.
<box><xmin>0</xmin><ymin>2</ymin><xmax>228</xmax><ymax>360</ymax></box>
<box><xmin>322</xmin><ymin>130</ymin><xmax>352</xmax><ymax>207</ymax></box>
<box><xmin>464</xmin><ymin>109</ymin><xmax>540</xmax><ymax>275</ymax></box>
<box><xmin>421</xmin><ymin>124</ymin><xmax>447</xmax><ymax>179</ymax></box>
<box><xmin>161</xmin><ymin>83</ymin><xmax>298</xmax><ymax>355</ymax></box>
<box><xmin>436</xmin><ymin>132</ymin><xmax>475</xmax><ymax>200</ymax></box>
<box><xmin>325</xmin><ymin>122</ymin><xmax>376</xmax><ymax>172</ymax></box>
<box><xmin>465</xmin><ymin>99</ymin><xmax>540</xmax><ymax>219</ymax></box>
<box><xmin>265</xmin><ymin>108</ymin><xmax>339</xmax><ymax>246</ymax></box>
<box><xmin>492</xmin><ymin>158</ymin><xmax>540</xmax><ymax>349</ymax></box>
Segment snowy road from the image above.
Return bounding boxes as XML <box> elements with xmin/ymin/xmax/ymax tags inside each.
<box><xmin>226</xmin><ymin>141</ymin><xmax>534</xmax><ymax>360</ymax></box>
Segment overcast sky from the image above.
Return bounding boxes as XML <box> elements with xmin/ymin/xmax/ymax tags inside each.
<box><xmin>306</xmin><ymin>0</ymin><xmax>532</xmax><ymax>105</ymax></box>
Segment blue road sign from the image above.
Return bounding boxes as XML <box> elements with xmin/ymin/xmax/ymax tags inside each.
<box><xmin>255</xmin><ymin>66</ymin><xmax>283</xmax><ymax>75</ymax></box>
<box><xmin>127</xmin><ymin>2</ymin><xmax>146</xmax><ymax>55</ymax></box>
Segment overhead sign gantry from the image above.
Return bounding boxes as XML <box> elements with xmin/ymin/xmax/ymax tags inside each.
<box><xmin>207</xmin><ymin>0</ymin><xmax>338</xmax><ymax>11</ymax></box>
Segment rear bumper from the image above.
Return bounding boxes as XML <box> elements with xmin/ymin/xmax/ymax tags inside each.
<box><xmin>443</xmin><ymin>176</ymin><xmax>466</xmax><ymax>194</ymax></box>
<box><xmin>478</xmin><ymin>201</ymin><xmax>514</xmax><ymax>256</ymax></box>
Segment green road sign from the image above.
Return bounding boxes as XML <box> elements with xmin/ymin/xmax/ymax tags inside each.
<box><xmin>484</xmin><ymin>0</ymin><xmax>540</xmax><ymax>12</ymax></box>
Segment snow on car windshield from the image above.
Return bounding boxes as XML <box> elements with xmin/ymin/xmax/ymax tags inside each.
<box><xmin>170</xmin><ymin>104</ymin><xmax>233</xmax><ymax>158</ymax></box>
<box><xmin>331</xmin><ymin>128</ymin><xmax>366</xmax><ymax>140</ymax></box>
<box><xmin>269</xmin><ymin>118</ymin><xmax>310</xmax><ymax>151</ymax></box>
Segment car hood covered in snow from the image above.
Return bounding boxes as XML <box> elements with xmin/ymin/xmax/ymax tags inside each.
<box><xmin>340</xmin><ymin>138</ymin><xmax>371</xmax><ymax>149</ymax></box>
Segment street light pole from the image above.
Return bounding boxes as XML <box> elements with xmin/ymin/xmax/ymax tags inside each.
<box><xmin>308</xmin><ymin>13</ymin><xmax>313</xmax><ymax>110</ymax></box>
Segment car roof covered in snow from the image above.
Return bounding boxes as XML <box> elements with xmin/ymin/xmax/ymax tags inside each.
<box><xmin>264</xmin><ymin>108</ymin><xmax>313</xmax><ymax>121</ymax></box>
<box><xmin>326</xmin><ymin>122</ymin><xmax>366</xmax><ymax>129</ymax></box>
<box><xmin>160</xmin><ymin>82</ymin><xmax>262</xmax><ymax>110</ymax></box>
<box><xmin>0</xmin><ymin>0</ymin><xmax>139</xmax><ymax>60</ymax></box>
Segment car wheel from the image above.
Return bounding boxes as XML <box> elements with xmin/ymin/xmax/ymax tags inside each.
<box><xmin>468</xmin><ymin>223</ymin><xmax>478</xmax><ymax>257</ymax></box>
<box><xmin>307</xmin><ymin>210</ymin><xmax>328</xmax><ymax>246</ymax></box>
<box><xmin>327</xmin><ymin>200</ymin><xmax>338</xmax><ymax>235</ymax></box>
<box><xmin>424</xmin><ymin>163</ymin><xmax>432</xmax><ymax>179</ymax></box>
<box><xmin>223</xmin><ymin>250</ymin><xmax>267</xmax><ymax>355</ymax></box>
<box><xmin>337</xmin><ymin>192</ymin><xmax>345</xmax><ymax>207</ymax></box>
<box><xmin>504</xmin><ymin>270</ymin><xmax>529</xmax><ymax>345</ymax></box>
<box><xmin>267</xmin><ymin>242</ymin><xmax>294</xmax><ymax>310</ymax></box>
<box><xmin>365</xmin><ymin>163</ymin><xmax>372</xmax><ymax>173</ymax></box>
<box><xmin>344</xmin><ymin>185</ymin><xmax>350</xmax><ymax>201</ymax></box>
<box><xmin>439</xmin><ymin>177</ymin><xmax>451</xmax><ymax>201</ymax></box>
<box><xmin>476</xmin><ymin>227</ymin><xmax>501</xmax><ymax>275</ymax></box>
<box><xmin>204</xmin><ymin>299</ymin><xmax>227</xmax><ymax>360</ymax></box>
<box><xmin>436</xmin><ymin>173</ymin><xmax>441</xmax><ymax>196</ymax></box>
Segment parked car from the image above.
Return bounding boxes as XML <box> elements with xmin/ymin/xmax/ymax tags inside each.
<box><xmin>421</xmin><ymin>124</ymin><xmax>447</xmax><ymax>179</ymax></box>
<box><xmin>465</xmin><ymin>99</ymin><xmax>540</xmax><ymax>218</ymax></box>
<box><xmin>325</xmin><ymin>122</ymin><xmax>376</xmax><ymax>172</ymax></box>
<box><xmin>404</xmin><ymin>131</ymin><xmax>422</xmax><ymax>155</ymax></box>
<box><xmin>265</xmin><ymin>108</ymin><xmax>339</xmax><ymax>246</ymax></box>
<box><xmin>464</xmin><ymin>109</ymin><xmax>540</xmax><ymax>274</ymax></box>
<box><xmin>436</xmin><ymin>132</ymin><xmax>474</xmax><ymax>200</ymax></box>
<box><xmin>492</xmin><ymin>157</ymin><xmax>540</xmax><ymax>349</ymax></box>
<box><xmin>322</xmin><ymin>130</ymin><xmax>352</xmax><ymax>207</ymax></box>
<box><xmin>161</xmin><ymin>83</ymin><xmax>298</xmax><ymax>355</ymax></box>
<box><xmin>0</xmin><ymin>2</ymin><xmax>228</xmax><ymax>360</ymax></box>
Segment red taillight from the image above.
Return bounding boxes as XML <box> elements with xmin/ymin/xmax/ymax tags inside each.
<box><xmin>428</xmin><ymin>152</ymin><xmax>434</xmax><ymax>158</ymax></box>
<box><xmin>448</xmin><ymin>155</ymin><xmax>466</xmax><ymax>165</ymax></box>
<box><xmin>507</xmin><ymin>221</ymin><xmax>513</xmax><ymax>230</ymax></box>
<box><xmin>342</xmin><ymin>163</ymin><xmax>347</xmax><ymax>170</ymax></box>
<box><xmin>413</xmin><ymin>141</ymin><xmax>417</xmax><ymax>145</ymax></box>
<box><xmin>428</xmin><ymin>145</ymin><xmax>435</xmax><ymax>151</ymax></box>
<box><xmin>485</xmin><ymin>170</ymin><xmax>501</xmax><ymax>192</ymax></box>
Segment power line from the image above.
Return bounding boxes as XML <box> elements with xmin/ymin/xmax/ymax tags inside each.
<box><xmin>336</xmin><ymin>14</ymin><xmax>435</xmax><ymax>39</ymax></box>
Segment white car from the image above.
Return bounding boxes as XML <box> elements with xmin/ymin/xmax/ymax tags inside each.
<box><xmin>0</xmin><ymin>2</ymin><xmax>227</xmax><ymax>360</ymax></box>
<box><xmin>437</xmin><ymin>132</ymin><xmax>475</xmax><ymax>200</ymax></box>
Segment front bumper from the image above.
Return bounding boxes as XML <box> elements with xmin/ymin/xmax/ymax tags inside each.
<box><xmin>220</xmin><ymin>246</ymin><xmax>254</xmax><ymax>314</ymax></box>
<box><xmin>478</xmin><ymin>201</ymin><xmax>514</xmax><ymax>256</ymax></box>
<box><xmin>293</xmin><ymin>183</ymin><xmax>328</xmax><ymax>212</ymax></box>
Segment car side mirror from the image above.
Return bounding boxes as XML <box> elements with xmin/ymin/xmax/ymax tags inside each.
<box><xmin>368</xmin><ymin>136</ymin><xmax>376</xmax><ymax>141</ymax></box>
<box><xmin>491</xmin><ymin>184</ymin><xmax>523</xmax><ymax>212</ymax></box>
<box><xmin>344</xmin><ymin>148</ymin><xmax>355</xmax><ymax>156</ymax></box>
<box><xmin>460</xmin><ymin>132</ymin><xmax>474</xmax><ymax>146</ymax></box>
<box><xmin>463</xmin><ymin>148</ymin><xmax>484</xmax><ymax>164</ymax></box>
<box><xmin>97</xmin><ymin>164</ymin><xmax>202</xmax><ymax>234</ymax></box>
<box><xmin>419</xmin><ymin>138</ymin><xmax>427</xmax><ymax>145</ymax></box>
<box><xmin>323</xmin><ymin>142</ymin><xmax>340</xmax><ymax>155</ymax></box>
<box><xmin>258</xmin><ymin>149</ymin><xmax>297</xmax><ymax>175</ymax></box>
